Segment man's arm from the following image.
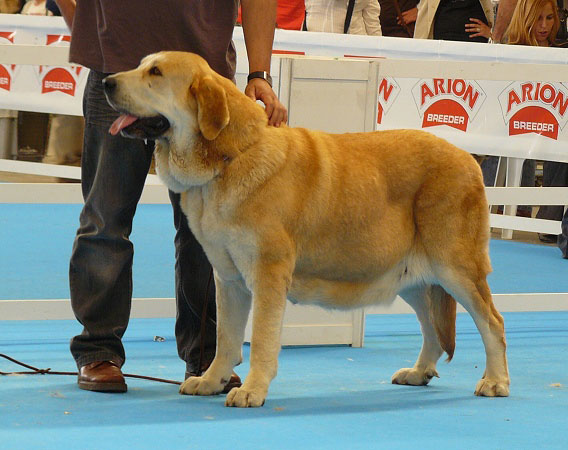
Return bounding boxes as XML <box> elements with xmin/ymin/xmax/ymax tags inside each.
<box><xmin>54</xmin><ymin>0</ymin><xmax>76</xmax><ymax>31</ymax></box>
<box><xmin>240</xmin><ymin>0</ymin><xmax>287</xmax><ymax>126</ymax></box>
<box><xmin>492</xmin><ymin>0</ymin><xmax>518</xmax><ymax>43</ymax></box>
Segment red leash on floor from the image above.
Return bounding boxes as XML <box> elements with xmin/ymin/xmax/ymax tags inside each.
<box><xmin>0</xmin><ymin>353</ymin><xmax>182</xmax><ymax>385</ymax></box>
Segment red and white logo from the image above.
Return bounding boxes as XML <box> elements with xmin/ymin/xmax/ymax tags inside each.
<box><xmin>377</xmin><ymin>77</ymin><xmax>400</xmax><ymax>124</ymax></box>
<box><xmin>41</xmin><ymin>67</ymin><xmax>77</xmax><ymax>95</ymax></box>
<box><xmin>0</xmin><ymin>31</ymin><xmax>15</xmax><ymax>43</ymax></box>
<box><xmin>412</xmin><ymin>78</ymin><xmax>486</xmax><ymax>132</ymax></box>
<box><xmin>0</xmin><ymin>64</ymin><xmax>13</xmax><ymax>91</ymax></box>
<box><xmin>46</xmin><ymin>34</ymin><xmax>71</xmax><ymax>46</ymax></box>
<box><xmin>0</xmin><ymin>32</ymin><xmax>16</xmax><ymax>92</ymax></box>
<box><xmin>498</xmin><ymin>82</ymin><xmax>568</xmax><ymax>140</ymax></box>
<box><xmin>38</xmin><ymin>34</ymin><xmax>82</xmax><ymax>96</ymax></box>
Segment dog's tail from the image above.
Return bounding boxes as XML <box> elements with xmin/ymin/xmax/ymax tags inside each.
<box><xmin>428</xmin><ymin>285</ymin><xmax>456</xmax><ymax>362</ymax></box>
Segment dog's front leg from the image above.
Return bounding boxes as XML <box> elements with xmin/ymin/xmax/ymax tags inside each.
<box><xmin>179</xmin><ymin>276</ymin><xmax>251</xmax><ymax>396</ymax></box>
<box><xmin>225</xmin><ymin>265</ymin><xmax>289</xmax><ymax>407</ymax></box>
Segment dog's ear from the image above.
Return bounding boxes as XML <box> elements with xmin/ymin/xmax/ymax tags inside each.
<box><xmin>190</xmin><ymin>76</ymin><xmax>229</xmax><ymax>140</ymax></box>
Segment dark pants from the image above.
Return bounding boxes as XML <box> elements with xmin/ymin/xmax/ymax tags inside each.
<box><xmin>536</xmin><ymin>161</ymin><xmax>568</xmax><ymax>257</ymax></box>
<box><xmin>69</xmin><ymin>70</ymin><xmax>216</xmax><ymax>372</ymax></box>
<box><xmin>535</xmin><ymin>161</ymin><xmax>568</xmax><ymax>222</ymax></box>
<box><xmin>560</xmin><ymin>208</ymin><xmax>568</xmax><ymax>258</ymax></box>
<box><xmin>481</xmin><ymin>156</ymin><xmax>536</xmax><ymax>214</ymax></box>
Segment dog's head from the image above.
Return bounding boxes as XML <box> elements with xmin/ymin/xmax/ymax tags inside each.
<box><xmin>104</xmin><ymin>51</ymin><xmax>230</xmax><ymax>142</ymax></box>
<box><xmin>104</xmin><ymin>51</ymin><xmax>269</xmax><ymax>190</ymax></box>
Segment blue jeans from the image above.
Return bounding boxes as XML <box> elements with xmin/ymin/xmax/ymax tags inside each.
<box><xmin>69</xmin><ymin>70</ymin><xmax>216</xmax><ymax>372</ymax></box>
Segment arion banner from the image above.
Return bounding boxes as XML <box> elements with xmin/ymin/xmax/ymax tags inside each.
<box><xmin>2</xmin><ymin>14</ymin><xmax>568</xmax><ymax>162</ymax></box>
<box><xmin>375</xmin><ymin>76</ymin><xmax>568</xmax><ymax>162</ymax></box>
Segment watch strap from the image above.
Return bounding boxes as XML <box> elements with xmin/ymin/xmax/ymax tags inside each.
<box><xmin>247</xmin><ymin>71</ymin><xmax>272</xmax><ymax>87</ymax></box>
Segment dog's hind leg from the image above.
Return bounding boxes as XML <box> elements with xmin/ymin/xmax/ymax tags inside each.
<box><xmin>412</xmin><ymin>158</ymin><xmax>508</xmax><ymax>396</ymax></box>
<box><xmin>392</xmin><ymin>285</ymin><xmax>455</xmax><ymax>386</ymax></box>
<box><xmin>439</xmin><ymin>270</ymin><xmax>509</xmax><ymax>397</ymax></box>
<box><xmin>180</xmin><ymin>275</ymin><xmax>252</xmax><ymax>396</ymax></box>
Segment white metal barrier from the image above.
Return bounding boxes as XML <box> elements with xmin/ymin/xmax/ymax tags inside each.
<box><xmin>1</xmin><ymin>16</ymin><xmax>567</xmax><ymax>324</ymax></box>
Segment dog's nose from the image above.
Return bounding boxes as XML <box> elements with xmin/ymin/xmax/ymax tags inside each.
<box><xmin>103</xmin><ymin>77</ymin><xmax>117</xmax><ymax>94</ymax></box>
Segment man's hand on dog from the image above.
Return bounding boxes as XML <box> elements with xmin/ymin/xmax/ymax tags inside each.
<box><xmin>245</xmin><ymin>78</ymin><xmax>288</xmax><ymax>127</ymax></box>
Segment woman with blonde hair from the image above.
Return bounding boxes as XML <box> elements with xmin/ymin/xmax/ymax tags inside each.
<box><xmin>482</xmin><ymin>0</ymin><xmax>561</xmax><ymax>219</ymax></box>
<box><xmin>506</xmin><ymin>0</ymin><xmax>560</xmax><ymax>47</ymax></box>
<box><xmin>507</xmin><ymin>0</ymin><xmax>566</xmax><ymax>245</ymax></box>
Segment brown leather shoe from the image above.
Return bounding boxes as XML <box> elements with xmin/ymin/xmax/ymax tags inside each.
<box><xmin>78</xmin><ymin>361</ymin><xmax>127</xmax><ymax>393</ymax></box>
<box><xmin>222</xmin><ymin>372</ymin><xmax>242</xmax><ymax>393</ymax></box>
<box><xmin>185</xmin><ymin>368</ymin><xmax>241</xmax><ymax>394</ymax></box>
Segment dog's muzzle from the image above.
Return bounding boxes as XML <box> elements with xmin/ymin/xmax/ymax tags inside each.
<box><xmin>103</xmin><ymin>76</ymin><xmax>171</xmax><ymax>140</ymax></box>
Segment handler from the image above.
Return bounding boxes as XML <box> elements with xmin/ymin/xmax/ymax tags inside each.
<box><xmin>54</xmin><ymin>0</ymin><xmax>287</xmax><ymax>393</ymax></box>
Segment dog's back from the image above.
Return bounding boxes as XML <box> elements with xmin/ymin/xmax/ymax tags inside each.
<box><xmin>242</xmin><ymin>126</ymin><xmax>488</xmax><ymax>309</ymax></box>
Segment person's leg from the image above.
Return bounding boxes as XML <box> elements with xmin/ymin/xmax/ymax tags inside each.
<box><xmin>69</xmin><ymin>70</ymin><xmax>153</xmax><ymax>370</ymax></box>
<box><xmin>536</xmin><ymin>162</ymin><xmax>567</xmax><ymax>221</ymax></box>
<box><xmin>559</xmin><ymin>207</ymin><xmax>568</xmax><ymax>259</ymax></box>
<box><xmin>517</xmin><ymin>159</ymin><xmax>536</xmax><ymax>216</ymax></box>
<box><xmin>43</xmin><ymin>114</ymin><xmax>84</xmax><ymax>165</ymax></box>
<box><xmin>169</xmin><ymin>191</ymin><xmax>218</xmax><ymax>375</ymax></box>
<box><xmin>481</xmin><ymin>156</ymin><xmax>499</xmax><ymax>187</ymax></box>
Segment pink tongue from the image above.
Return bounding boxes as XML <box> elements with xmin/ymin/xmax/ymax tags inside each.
<box><xmin>109</xmin><ymin>114</ymin><xmax>139</xmax><ymax>135</ymax></box>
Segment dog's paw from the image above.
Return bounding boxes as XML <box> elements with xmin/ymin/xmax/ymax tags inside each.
<box><xmin>474</xmin><ymin>378</ymin><xmax>510</xmax><ymax>397</ymax></box>
<box><xmin>225</xmin><ymin>386</ymin><xmax>266</xmax><ymax>407</ymax></box>
<box><xmin>179</xmin><ymin>376</ymin><xmax>224</xmax><ymax>396</ymax></box>
<box><xmin>391</xmin><ymin>367</ymin><xmax>439</xmax><ymax>386</ymax></box>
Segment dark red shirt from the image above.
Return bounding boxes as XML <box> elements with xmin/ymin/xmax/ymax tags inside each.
<box><xmin>69</xmin><ymin>0</ymin><xmax>239</xmax><ymax>77</ymax></box>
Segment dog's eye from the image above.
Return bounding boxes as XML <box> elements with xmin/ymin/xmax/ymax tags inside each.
<box><xmin>149</xmin><ymin>66</ymin><xmax>162</xmax><ymax>76</ymax></box>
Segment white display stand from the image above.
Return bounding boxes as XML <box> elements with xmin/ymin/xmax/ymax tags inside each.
<box><xmin>245</xmin><ymin>57</ymin><xmax>380</xmax><ymax>347</ymax></box>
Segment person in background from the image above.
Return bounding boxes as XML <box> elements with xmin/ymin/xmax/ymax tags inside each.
<box><xmin>413</xmin><ymin>0</ymin><xmax>539</xmax><ymax>220</ymax></box>
<box><xmin>276</xmin><ymin>0</ymin><xmax>306</xmax><ymax>30</ymax></box>
<box><xmin>0</xmin><ymin>0</ymin><xmax>22</xmax><ymax>13</ymax></box>
<box><xmin>379</xmin><ymin>0</ymin><xmax>419</xmax><ymax>37</ymax></box>
<box><xmin>54</xmin><ymin>0</ymin><xmax>287</xmax><ymax>394</ymax></box>
<box><xmin>489</xmin><ymin>0</ymin><xmax>560</xmax><ymax>222</ymax></box>
<box><xmin>45</xmin><ymin>0</ymin><xmax>59</xmax><ymax>14</ymax></box>
<box><xmin>538</xmin><ymin>162</ymin><xmax>568</xmax><ymax>244</ymax></box>
<box><xmin>237</xmin><ymin>0</ymin><xmax>306</xmax><ymax>30</ymax></box>
<box><xmin>20</xmin><ymin>0</ymin><xmax>51</xmax><ymax>14</ymax></box>
<box><xmin>492</xmin><ymin>0</ymin><xmax>519</xmax><ymax>43</ymax></box>
<box><xmin>413</xmin><ymin>0</ymin><xmax>494</xmax><ymax>42</ymax></box>
<box><xmin>304</xmin><ymin>0</ymin><xmax>383</xmax><ymax>35</ymax></box>
<box><xmin>412</xmin><ymin>0</ymin><xmax>524</xmax><ymax>215</ymax></box>
<box><xmin>506</xmin><ymin>0</ymin><xmax>559</xmax><ymax>46</ymax></box>
<box><xmin>506</xmin><ymin>0</ymin><xmax>566</xmax><ymax>244</ymax></box>
<box><xmin>559</xmin><ymin>210</ymin><xmax>568</xmax><ymax>258</ymax></box>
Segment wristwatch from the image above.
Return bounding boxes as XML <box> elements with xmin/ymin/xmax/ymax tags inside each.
<box><xmin>247</xmin><ymin>71</ymin><xmax>272</xmax><ymax>87</ymax></box>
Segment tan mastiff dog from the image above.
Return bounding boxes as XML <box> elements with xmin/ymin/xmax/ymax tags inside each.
<box><xmin>104</xmin><ymin>51</ymin><xmax>509</xmax><ymax>407</ymax></box>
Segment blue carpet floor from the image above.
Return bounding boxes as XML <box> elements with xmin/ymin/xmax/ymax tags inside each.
<box><xmin>1</xmin><ymin>205</ymin><xmax>567</xmax><ymax>447</ymax></box>
<box><xmin>1</xmin><ymin>312</ymin><xmax>567</xmax><ymax>449</ymax></box>
<box><xmin>1</xmin><ymin>204</ymin><xmax>568</xmax><ymax>300</ymax></box>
